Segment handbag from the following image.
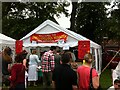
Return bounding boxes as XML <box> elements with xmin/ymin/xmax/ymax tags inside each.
<box><xmin>89</xmin><ymin>68</ymin><xmax>101</xmax><ymax>90</ymax></box>
<box><xmin>89</xmin><ymin>68</ymin><xmax>95</xmax><ymax>90</ymax></box>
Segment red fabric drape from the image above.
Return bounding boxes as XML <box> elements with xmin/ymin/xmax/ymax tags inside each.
<box><xmin>15</xmin><ymin>40</ymin><xmax>23</xmax><ymax>54</ymax></box>
<box><xmin>78</xmin><ymin>40</ymin><xmax>90</xmax><ymax>60</ymax></box>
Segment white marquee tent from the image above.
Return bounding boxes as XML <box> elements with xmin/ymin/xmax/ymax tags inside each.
<box><xmin>0</xmin><ymin>33</ymin><xmax>16</xmax><ymax>45</ymax></box>
<box><xmin>0</xmin><ymin>33</ymin><xmax>16</xmax><ymax>52</ymax></box>
<box><xmin>21</xmin><ymin>20</ymin><xmax>102</xmax><ymax>74</ymax></box>
<box><xmin>0</xmin><ymin>33</ymin><xmax>16</xmax><ymax>61</ymax></box>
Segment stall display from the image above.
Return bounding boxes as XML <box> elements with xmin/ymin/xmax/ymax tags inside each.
<box><xmin>20</xmin><ymin>20</ymin><xmax>102</xmax><ymax>74</ymax></box>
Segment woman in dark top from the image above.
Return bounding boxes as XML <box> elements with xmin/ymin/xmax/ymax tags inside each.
<box><xmin>2</xmin><ymin>47</ymin><xmax>12</xmax><ymax>86</ymax></box>
<box><xmin>52</xmin><ymin>52</ymin><xmax>78</xmax><ymax>90</ymax></box>
<box><xmin>9</xmin><ymin>51</ymin><xmax>27</xmax><ymax>90</ymax></box>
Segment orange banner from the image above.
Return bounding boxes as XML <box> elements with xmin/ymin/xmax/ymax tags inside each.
<box><xmin>30</xmin><ymin>32</ymin><xmax>68</xmax><ymax>43</ymax></box>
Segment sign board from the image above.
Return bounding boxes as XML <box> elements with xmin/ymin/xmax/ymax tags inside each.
<box><xmin>30</xmin><ymin>32</ymin><xmax>68</xmax><ymax>43</ymax></box>
<box><xmin>78</xmin><ymin>40</ymin><xmax>90</xmax><ymax>60</ymax></box>
<box><xmin>15</xmin><ymin>40</ymin><xmax>23</xmax><ymax>54</ymax></box>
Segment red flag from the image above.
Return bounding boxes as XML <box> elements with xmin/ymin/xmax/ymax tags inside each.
<box><xmin>15</xmin><ymin>40</ymin><xmax>23</xmax><ymax>54</ymax></box>
<box><xmin>78</xmin><ymin>40</ymin><xmax>90</xmax><ymax>60</ymax></box>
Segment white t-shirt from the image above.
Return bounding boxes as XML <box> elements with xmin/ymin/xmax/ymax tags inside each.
<box><xmin>115</xmin><ymin>61</ymin><xmax>120</xmax><ymax>76</ymax></box>
<box><xmin>29</xmin><ymin>54</ymin><xmax>40</xmax><ymax>65</ymax></box>
<box><xmin>112</xmin><ymin>61</ymin><xmax>120</xmax><ymax>84</ymax></box>
<box><xmin>107</xmin><ymin>86</ymin><xmax>115</xmax><ymax>90</ymax></box>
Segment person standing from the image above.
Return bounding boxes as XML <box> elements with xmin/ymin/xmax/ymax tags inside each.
<box><xmin>21</xmin><ymin>50</ymin><xmax>28</xmax><ymax>88</ymax></box>
<box><xmin>63</xmin><ymin>47</ymin><xmax>77</xmax><ymax>70</ymax></box>
<box><xmin>52</xmin><ymin>52</ymin><xmax>78</xmax><ymax>90</ymax></box>
<box><xmin>77</xmin><ymin>53</ymin><xmax>99</xmax><ymax>90</ymax></box>
<box><xmin>41</xmin><ymin>46</ymin><xmax>56</xmax><ymax>87</ymax></box>
<box><xmin>108</xmin><ymin>77</ymin><xmax>120</xmax><ymax>90</ymax></box>
<box><xmin>22</xmin><ymin>50</ymin><xmax>28</xmax><ymax>70</ymax></box>
<box><xmin>9</xmin><ymin>51</ymin><xmax>26</xmax><ymax>90</ymax></box>
<box><xmin>112</xmin><ymin>61</ymin><xmax>120</xmax><ymax>85</ymax></box>
<box><xmin>28</xmin><ymin>49</ymin><xmax>40</xmax><ymax>86</ymax></box>
<box><xmin>2</xmin><ymin>47</ymin><xmax>12</xmax><ymax>86</ymax></box>
<box><xmin>54</xmin><ymin>50</ymin><xmax>61</xmax><ymax>67</ymax></box>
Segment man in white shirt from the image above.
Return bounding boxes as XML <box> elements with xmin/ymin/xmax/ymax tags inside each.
<box><xmin>108</xmin><ymin>77</ymin><xmax>120</xmax><ymax>90</ymax></box>
<box><xmin>112</xmin><ymin>62</ymin><xmax>120</xmax><ymax>84</ymax></box>
<box><xmin>108</xmin><ymin>62</ymin><xmax>120</xmax><ymax>90</ymax></box>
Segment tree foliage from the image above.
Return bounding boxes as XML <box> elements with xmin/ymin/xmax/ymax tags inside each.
<box><xmin>70</xmin><ymin>2</ymin><xmax>77</xmax><ymax>31</ymax></box>
<box><xmin>70</xmin><ymin>1</ymin><xmax>120</xmax><ymax>44</ymax></box>
<box><xmin>107</xmin><ymin>2</ymin><xmax>120</xmax><ymax>41</ymax></box>
<box><xmin>74</xmin><ymin>2</ymin><xmax>109</xmax><ymax>43</ymax></box>
<box><xmin>2</xmin><ymin>2</ymin><xmax>70</xmax><ymax>40</ymax></box>
<box><xmin>2</xmin><ymin>1</ymin><xmax>120</xmax><ymax>45</ymax></box>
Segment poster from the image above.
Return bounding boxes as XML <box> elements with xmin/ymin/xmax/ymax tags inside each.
<box><xmin>15</xmin><ymin>40</ymin><xmax>23</xmax><ymax>54</ymax></box>
<box><xmin>78</xmin><ymin>40</ymin><xmax>90</xmax><ymax>60</ymax></box>
<box><xmin>30</xmin><ymin>32</ymin><xmax>68</xmax><ymax>43</ymax></box>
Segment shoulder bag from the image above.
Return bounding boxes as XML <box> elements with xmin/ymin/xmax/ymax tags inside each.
<box><xmin>89</xmin><ymin>68</ymin><xmax>101</xmax><ymax>90</ymax></box>
<box><xmin>89</xmin><ymin>68</ymin><xmax>95</xmax><ymax>90</ymax></box>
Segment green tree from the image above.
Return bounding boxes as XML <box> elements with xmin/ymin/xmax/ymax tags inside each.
<box><xmin>2</xmin><ymin>2</ymin><xmax>70</xmax><ymax>40</ymax></box>
<box><xmin>74</xmin><ymin>2</ymin><xmax>108</xmax><ymax>43</ymax></box>
<box><xmin>70</xmin><ymin>2</ymin><xmax>77</xmax><ymax>31</ymax></box>
<box><xmin>107</xmin><ymin>2</ymin><xmax>120</xmax><ymax>41</ymax></box>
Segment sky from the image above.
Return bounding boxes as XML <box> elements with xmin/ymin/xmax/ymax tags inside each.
<box><xmin>54</xmin><ymin>0</ymin><xmax>118</xmax><ymax>29</ymax></box>
<box><xmin>54</xmin><ymin>0</ymin><xmax>72</xmax><ymax>29</ymax></box>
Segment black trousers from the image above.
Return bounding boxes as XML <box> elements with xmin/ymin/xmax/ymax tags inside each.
<box><xmin>43</xmin><ymin>72</ymin><xmax>52</xmax><ymax>86</ymax></box>
<box><xmin>9</xmin><ymin>83</ymin><xmax>25</xmax><ymax>90</ymax></box>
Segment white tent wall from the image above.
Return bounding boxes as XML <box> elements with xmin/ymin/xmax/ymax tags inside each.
<box><xmin>22</xmin><ymin>25</ymin><xmax>78</xmax><ymax>47</ymax></box>
<box><xmin>21</xmin><ymin>20</ymin><xmax>102</xmax><ymax>74</ymax></box>
<box><xmin>98</xmin><ymin>49</ymin><xmax>102</xmax><ymax>74</ymax></box>
<box><xmin>21</xmin><ymin>20</ymin><xmax>101</xmax><ymax>48</ymax></box>
<box><xmin>90</xmin><ymin>47</ymin><xmax>102</xmax><ymax>74</ymax></box>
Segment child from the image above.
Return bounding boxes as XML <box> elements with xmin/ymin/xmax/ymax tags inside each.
<box><xmin>108</xmin><ymin>77</ymin><xmax>120</xmax><ymax>90</ymax></box>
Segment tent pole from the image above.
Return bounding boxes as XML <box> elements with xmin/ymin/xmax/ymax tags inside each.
<box><xmin>98</xmin><ymin>48</ymin><xmax>102</xmax><ymax>74</ymax></box>
<box><xmin>95</xmin><ymin>48</ymin><xmax>98</xmax><ymax>72</ymax></box>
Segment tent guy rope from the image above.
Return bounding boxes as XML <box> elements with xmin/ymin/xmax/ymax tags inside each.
<box><xmin>101</xmin><ymin>49</ymin><xmax>120</xmax><ymax>74</ymax></box>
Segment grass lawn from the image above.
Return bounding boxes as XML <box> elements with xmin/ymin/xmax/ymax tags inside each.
<box><xmin>100</xmin><ymin>68</ymin><xmax>113</xmax><ymax>89</ymax></box>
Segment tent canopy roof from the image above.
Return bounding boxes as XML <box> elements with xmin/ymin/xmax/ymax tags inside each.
<box><xmin>21</xmin><ymin>20</ymin><xmax>101</xmax><ymax>48</ymax></box>
<box><xmin>0</xmin><ymin>33</ymin><xmax>16</xmax><ymax>44</ymax></box>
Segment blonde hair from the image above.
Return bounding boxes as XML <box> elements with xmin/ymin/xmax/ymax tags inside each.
<box><xmin>84</xmin><ymin>53</ymin><xmax>93</xmax><ymax>63</ymax></box>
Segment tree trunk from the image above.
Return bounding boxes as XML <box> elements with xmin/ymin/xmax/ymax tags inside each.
<box><xmin>70</xmin><ymin>2</ymin><xmax>77</xmax><ymax>32</ymax></box>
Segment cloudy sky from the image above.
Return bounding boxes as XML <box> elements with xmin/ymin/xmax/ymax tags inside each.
<box><xmin>54</xmin><ymin>0</ymin><xmax>118</xmax><ymax>29</ymax></box>
<box><xmin>54</xmin><ymin>0</ymin><xmax>72</xmax><ymax>28</ymax></box>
